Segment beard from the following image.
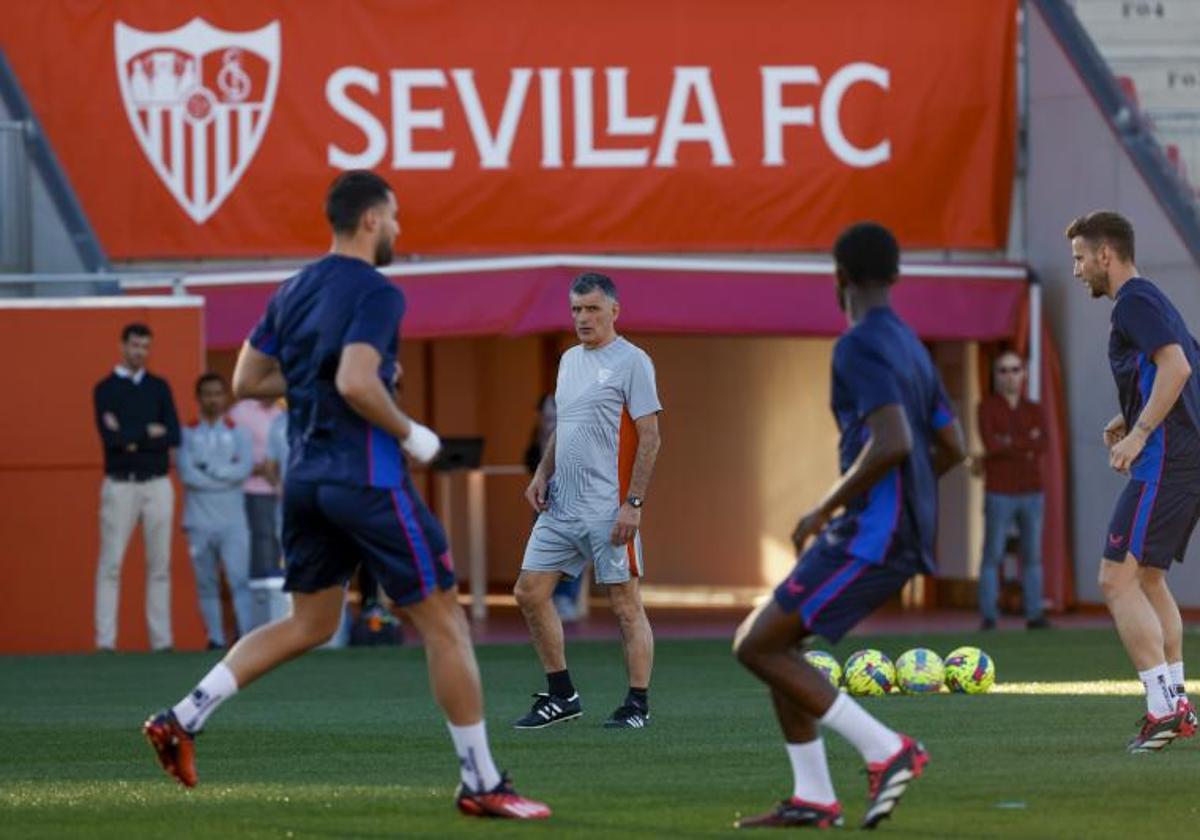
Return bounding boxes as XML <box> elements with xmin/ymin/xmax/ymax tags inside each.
<box><xmin>373</xmin><ymin>236</ymin><xmax>394</xmax><ymax>267</ymax></box>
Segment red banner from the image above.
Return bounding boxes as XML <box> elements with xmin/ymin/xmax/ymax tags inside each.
<box><xmin>3</xmin><ymin>1</ymin><xmax>1017</xmax><ymax>258</ymax></box>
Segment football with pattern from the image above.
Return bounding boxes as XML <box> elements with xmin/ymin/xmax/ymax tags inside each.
<box><xmin>803</xmin><ymin>650</ymin><xmax>842</xmax><ymax>688</ymax></box>
<box><xmin>944</xmin><ymin>646</ymin><xmax>996</xmax><ymax>694</ymax></box>
<box><xmin>896</xmin><ymin>648</ymin><xmax>945</xmax><ymax>695</ymax></box>
<box><xmin>843</xmin><ymin>649</ymin><xmax>895</xmax><ymax>696</ymax></box>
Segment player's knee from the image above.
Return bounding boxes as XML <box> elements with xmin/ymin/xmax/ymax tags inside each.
<box><xmin>733</xmin><ymin>631</ymin><xmax>767</xmax><ymax>672</ymax></box>
<box><xmin>1098</xmin><ymin>560</ymin><xmax>1135</xmax><ymax>601</ymax></box>
<box><xmin>1136</xmin><ymin>566</ymin><xmax>1168</xmax><ymax>592</ymax></box>
<box><xmin>512</xmin><ymin>576</ymin><xmax>546</xmax><ymax>611</ymax></box>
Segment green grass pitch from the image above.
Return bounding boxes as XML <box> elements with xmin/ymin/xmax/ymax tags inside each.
<box><xmin>2</xmin><ymin>628</ymin><xmax>1198</xmax><ymax>838</ymax></box>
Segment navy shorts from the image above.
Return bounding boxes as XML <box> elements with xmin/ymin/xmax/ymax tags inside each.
<box><xmin>1103</xmin><ymin>479</ymin><xmax>1200</xmax><ymax>569</ymax></box>
<box><xmin>774</xmin><ymin>536</ymin><xmax>920</xmax><ymax>644</ymax></box>
<box><xmin>282</xmin><ymin>479</ymin><xmax>455</xmax><ymax>606</ymax></box>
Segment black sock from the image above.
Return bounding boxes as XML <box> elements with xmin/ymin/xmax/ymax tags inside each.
<box><xmin>626</xmin><ymin>687</ymin><xmax>649</xmax><ymax>711</ymax></box>
<box><xmin>547</xmin><ymin>670</ymin><xmax>575</xmax><ymax>698</ymax></box>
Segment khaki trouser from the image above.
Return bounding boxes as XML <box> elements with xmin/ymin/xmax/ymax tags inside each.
<box><xmin>95</xmin><ymin>476</ymin><xmax>174</xmax><ymax>650</ymax></box>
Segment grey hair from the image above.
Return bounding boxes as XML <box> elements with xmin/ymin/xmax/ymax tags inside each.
<box><xmin>570</xmin><ymin>271</ymin><xmax>618</xmax><ymax>301</ymax></box>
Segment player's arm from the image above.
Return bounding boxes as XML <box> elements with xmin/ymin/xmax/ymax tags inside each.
<box><xmin>525</xmin><ymin>430</ymin><xmax>556</xmax><ymax>513</ymax></box>
<box><xmin>932</xmin><ymin>418</ymin><xmax>968</xmax><ymax>477</ymax></box>
<box><xmin>611</xmin><ymin>412</ymin><xmax>662</xmax><ymax>546</ymax></box>
<box><xmin>791</xmin><ymin>404</ymin><xmax>912</xmax><ymax>552</ymax></box>
<box><xmin>336</xmin><ymin>343</ymin><xmax>440</xmax><ymax>463</ymax></box>
<box><xmin>1110</xmin><ymin>343</ymin><xmax>1192</xmax><ymax>472</ymax></box>
<box><xmin>232</xmin><ymin>342</ymin><xmax>286</xmax><ymax>401</ymax></box>
<box><xmin>1103</xmin><ymin>412</ymin><xmax>1127</xmax><ymax>448</ymax></box>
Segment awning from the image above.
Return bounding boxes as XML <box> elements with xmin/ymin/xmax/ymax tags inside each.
<box><xmin>126</xmin><ymin>255</ymin><xmax>1029</xmax><ymax>349</ymax></box>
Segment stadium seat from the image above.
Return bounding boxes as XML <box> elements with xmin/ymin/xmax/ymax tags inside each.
<box><xmin>1073</xmin><ymin>0</ymin><xmax>1200</xmax><ymax>49</ymax></box>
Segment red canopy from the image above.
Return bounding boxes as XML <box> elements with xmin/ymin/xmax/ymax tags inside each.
<box><xmin>137</xmin><ymin>256</ymin><xmax>1028</xmax><ymax>349</ymax></box>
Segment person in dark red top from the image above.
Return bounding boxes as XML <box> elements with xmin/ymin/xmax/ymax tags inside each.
<box><xmin>977</xmin><ymin>351</ymin><xmax>1050</xmax><ymax>630</ymax></box>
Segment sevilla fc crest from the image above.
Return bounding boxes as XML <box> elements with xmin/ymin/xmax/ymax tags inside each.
<box><xmin>114</xmin><ymin>18</ymin><xmax>281</xmax><ymax>224</ymax></box>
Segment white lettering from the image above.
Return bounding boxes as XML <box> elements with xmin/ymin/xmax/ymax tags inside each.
<box><xmin>572</xmin><ymin>68</ymin><xmax>648</xmax><ymax>168</ymax></box>
<box><xmin>761</xmin><ymin>66</ymin><xmax>819</xmax><ymax>166</ymax></box>
<box><xmin>605</xmin><ymin>68</ymin><xmax>656</xmax><ymax>137</ymax></box>
<box><xmin>654</xmin><ymin>67</ymin><xmax>731</xmax><ymax>167</ymax></box>
<box><xmin>820</xmin><ymin>62</ymin><xmax>890</xmax><ymax>168</ymax></box>
<box><xmin>539</xmin><ymin>68</ymin><xmax>563</xmax><ymax>168</ymax></box>
<box><xmin>451</xmin><ymin>68</ymin><xmax>533</xmax><ymax>169</ymax></box>
<box><xmin>390</xmin><ymin>69</ymin><xmax>453</xmax><ymax>170</ymax></box>
<box><xmin>326</xmin><ymin>67</ymin><xmax>386</xmax><ymax>169</ymax></box>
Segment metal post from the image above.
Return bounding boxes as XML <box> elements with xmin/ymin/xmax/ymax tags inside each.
<box><xmin>467</xmin><ymin>468</ymin><xmax>487</xmax><ymax>621</ymax></box>
<box><xmin>1028</xmin><ymin>277</ymin><xmax>1042</xmax><ymax>402</ymax></box>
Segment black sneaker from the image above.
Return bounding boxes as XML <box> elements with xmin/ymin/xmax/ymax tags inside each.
<box><xmin>735</xmin><ymin>798</ymin><xmax>843</xmax><ymax>829</ymax></box>
<box><xmin>513</xmin><ymin>692</ymin><xmax>582</xmax><ymax>729</ymax></box>
<box><xmin>603</xmin><ymin>703</ymin><xmax>650</xmax><ymax>729</ymax></box>
<box><xmin>1026</xmin><ymin>616</ymin><xmax>1051</xmax><ymax>630</ymax></box>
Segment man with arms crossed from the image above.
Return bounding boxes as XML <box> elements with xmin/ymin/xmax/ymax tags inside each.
<box><xmin>514</xmin><ymin>272</ymin><xmax>663</xmax><ymax>730</ymax></box>
<box><xmin>1067</xmin><ymin>210</ymin><xmax>1200</xmax><ymax>752</ymax></box>
<box><xmin>92</xmin><ymin>323</ymin><xmax>181</xmax><ymax>651</ymax></box>
<box><xmin>733</xmin><ymin>223</ymin><xmax>965</xmax><ymax>829</ymax></box>
<box><xmin>143</xmin><ymin>171</ymin><xmax>549</xmax><ymax>820</ymax></box>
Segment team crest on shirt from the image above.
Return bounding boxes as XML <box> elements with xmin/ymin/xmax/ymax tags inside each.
<box><xmin>114</xmin><ymin>18</ymin><xmax>281</xmax><ymax>223</ymax></box>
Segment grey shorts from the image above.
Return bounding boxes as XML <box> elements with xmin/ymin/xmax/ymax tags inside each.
<box><xmin>520</xmin><ymin>516</ymin><xmax>644</xmax><ymax>584</ymax></box>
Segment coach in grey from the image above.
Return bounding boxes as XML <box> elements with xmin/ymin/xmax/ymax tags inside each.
<box><xmin>513</xmin><ymin>272</ymin><xmax>663</xmax><ymax>731</ymax></box>
<box><xmin>179</xmin><ymin>373</ymin><xmax>255</xmax><ymax>649</ymax></box>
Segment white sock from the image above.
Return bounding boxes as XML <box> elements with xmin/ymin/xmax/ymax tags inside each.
<box><xmin>447</xmin><ymin>720</ymin><xmax>502</xmax><ymax>792</ymax></box>
<box><xmin>1139</xmin><ymin>664</ymin><xmax>1174</xmax><ymax>717</ymax></box>
<box><xmin>1169</xmin><ymin>660</ymin><xmax>1187</xmax><ymax>703</ymax></box>
<box><xmin>785</xmin><ymin>739</ymin><xmax>838</xmax><ymax>806</ymax></box>
<box><xmin>819</xmin><ymin>693</ymin><xmax>903</xmax><ymax>764</ymax></box>
<box><xmin>172</xmin><ymin>662</ymin><xmax>238</xmax><ymax>733</ymax></box>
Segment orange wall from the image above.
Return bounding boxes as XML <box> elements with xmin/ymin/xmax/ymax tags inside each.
<box><xmin>0</xmin><ymin>302</ymin><xmax>207</xmax><ymax>653</ymax></box>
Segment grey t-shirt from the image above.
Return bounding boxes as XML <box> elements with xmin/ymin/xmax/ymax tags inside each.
<box><xmin>547</xmin><ymin>336</ymin><xmax>662</xmax><ymax>522</ymax></box>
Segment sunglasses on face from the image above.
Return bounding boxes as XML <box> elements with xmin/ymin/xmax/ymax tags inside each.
<box><xmin>997</xmin><ymin>366</ymin><xmax>1023</xmax><ymax>374</ymax></box>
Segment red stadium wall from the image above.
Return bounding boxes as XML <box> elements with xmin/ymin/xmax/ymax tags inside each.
<box><xmin>0</xmin><ymin>300</ymin><xmax>208</xmax><ymax>653</ymax></box>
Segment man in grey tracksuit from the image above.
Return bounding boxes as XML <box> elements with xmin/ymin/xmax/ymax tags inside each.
<box><xmin>179</xmin><ymin>373</ymin><xmax>254</xmax><ymax>648</ymax></box>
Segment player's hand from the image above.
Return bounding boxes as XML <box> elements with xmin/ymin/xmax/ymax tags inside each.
<box><xmin>147</xmin><ymin>422</ymin><xmax>167</xmax><ymax>438</ymax></box>
<box><xmin>524</xmin><ymin>473</ymin><xmax>549</xmax><ymax>513</ymax></box>
<box><xmin>102</xmin><ymin>412</ymin><xmax>120</xmax><ymax>432</ymax></box>
<box><xmin>1103</xmin><ymin>414</ymin><xmax>1127</xmax><ymax>449</ymax></box>
<box><xmin>1109</xmin><ymin>427</ymin><xmax>1146</xmax><ymax>474</ymax></box>
<box><xmin>401</xmin><ymin>421</ymin><xmax>441</xmax><ymax>464</ymax></box>
<box><xmin>791</xmin><ymin>507</ymin><xmax>829</xmax><ymax>554</ymax></box>
<box><xmin>610</xmin><ymin>503</ymin><xmax>641</xmax><ymax>546</ymax></box>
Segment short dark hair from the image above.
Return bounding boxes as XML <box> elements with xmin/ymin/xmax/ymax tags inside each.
<box><xmin>1065</xmin><ymin>211</ymin><xmax>1135</xmax><ymax>262</ymax></box>
<box><xmin>833</xmin><ymin>222</ymin><xmax>900</xmax><ymax>288</ymax></box>
<box><xmin>121</xmin><ymin>322</ymin><xmax>152</xmax><ymax>342</ymax></box>
<box><xmin>570</xmin><ymin>272</ymin><xmax>618</xmax><ymax>301</ymax></box>
<box><xmin>195</xmin><ymin>372</ymin><xmax>226</xmax><ymax>395</ymax></box>
<box><xmin>325</xmin><ymin>170</ymin><xmax>392</xmax><ymax>235</ymax></box>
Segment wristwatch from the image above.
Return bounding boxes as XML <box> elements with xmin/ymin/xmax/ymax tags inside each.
<box><xmin>626</xmin><ymin>495</ymin><xmax>644</xmax><ymax>508</ymax></box>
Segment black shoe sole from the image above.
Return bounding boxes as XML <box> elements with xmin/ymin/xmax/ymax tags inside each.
<box><xmin>512</xmin><ymin>711</ymin><xmax>582</xmax><ymax>730</ymax></box>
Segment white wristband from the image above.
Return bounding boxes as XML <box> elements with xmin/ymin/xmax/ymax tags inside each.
<box><xmin>402</xmin><ymin>421</ymin><xmax>442</xmax><ymax>464</ymax></box>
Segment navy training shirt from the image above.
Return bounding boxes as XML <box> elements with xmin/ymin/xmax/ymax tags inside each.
<box><xmin>825</xmin><ymin>306</ymin><xmax>956</xmax><ymax>572</ymax></box>
<box><xmin>248</xmin><ymin>254</ymin><xmax>409</xmax><ymax>489</ymax></box>
<box><xmin>1109</xmin><ymin>277</ymin><xmax>1200</xmax><ymax>485</ymax></box>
